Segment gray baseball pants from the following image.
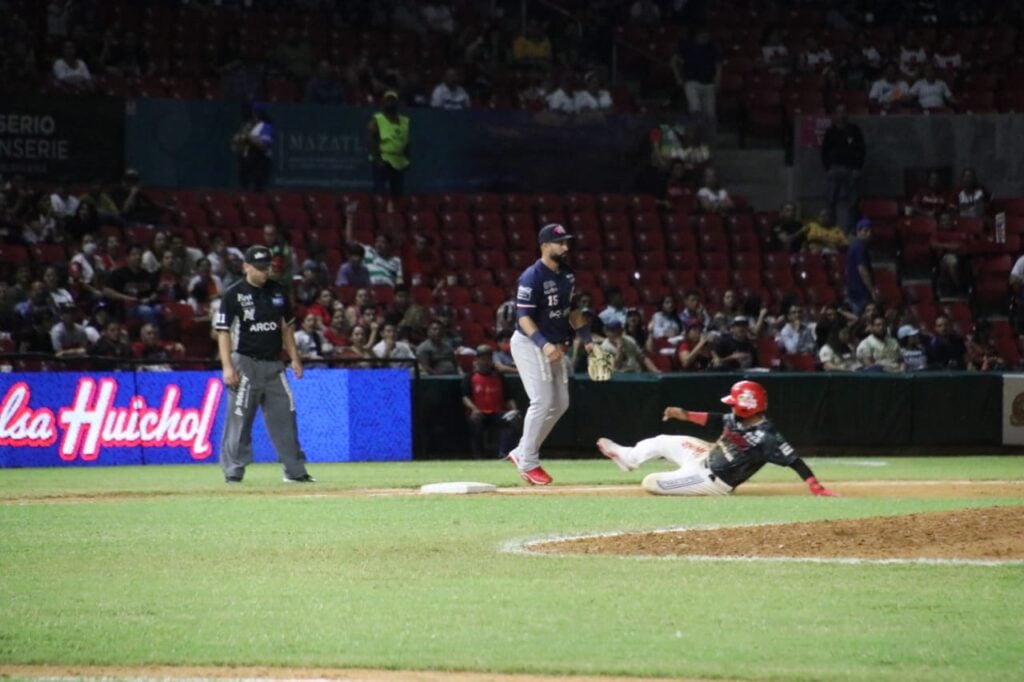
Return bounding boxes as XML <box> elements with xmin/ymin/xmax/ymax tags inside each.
<box><xmin>509</xmin><ymin>331</ymin><xmax>570</xmax><ymax>472</ymax></box>
<box><xmin>220</xmin><ymin>353</ymin><xmax>308</xmax><ymax>480</ymax></box>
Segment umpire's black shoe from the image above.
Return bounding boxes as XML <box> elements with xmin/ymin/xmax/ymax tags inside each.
<box><xmin>225</xmin><ymin>476</ymin><xmax>243</xmax><ymax>483</ymax></box>
<box><xmin>283</xmin><ymin>474</ymin><xmax>317</xmax><ymax>483</ymax></box>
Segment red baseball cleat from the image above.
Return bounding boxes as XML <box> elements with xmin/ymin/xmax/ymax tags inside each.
<box><xmin>520</xmin><ymin>466</ymin><xmax>552</xmax><ymax>486</ymax></box>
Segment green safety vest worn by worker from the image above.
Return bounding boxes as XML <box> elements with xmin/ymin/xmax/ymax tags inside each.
<box><xmin>371</xmin><ymin>112</ymin><xmax>410</xmax><ymax>170</ymax></box>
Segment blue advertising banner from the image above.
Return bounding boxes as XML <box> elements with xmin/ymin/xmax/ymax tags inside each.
<box><xmin>0</xmin><ymin>369</ymin><xmax>411</xmax><ymax>467</ymax></box>
<box><xmin>125</xmin><ymin>99</ymin><xmax>653</xmax><ymax>192</ymax></box>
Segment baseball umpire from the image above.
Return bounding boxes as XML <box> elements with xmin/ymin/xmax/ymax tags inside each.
<box><xmin>506</xmin><ymin>223</ymin><xmax>597</xmax><ymax>485</ymax></box>
<box><xmin>215</xmin><ymin>245</ymin><xmax>315</xmax><ymax>483</ymax></box>
<box><xmin>597</xmin><ymin>380</ymin><xmax>836</xmax><ymax>496</ymax></box>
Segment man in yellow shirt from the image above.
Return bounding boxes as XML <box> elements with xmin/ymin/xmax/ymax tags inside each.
<box><xmin>805</xmin><ymin>208</ymin><xmax>849</xmax><ymax>253</ymax></box>
<box><xmin>367</xmin><ymin>91</ymin><xmax>410</xmax><ymax>196</ymax></box>
<box><xmin>512</xmin><ymin>20</ymin><xmax>552</xmax><ymax>67</ymax></box>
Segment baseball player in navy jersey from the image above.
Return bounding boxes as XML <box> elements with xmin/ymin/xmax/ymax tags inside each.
<box><xmin>507</xmin><ymin>223</ymin><xmax>596</xmax><ymax>485</ymax></box>
<box><xmin>597</xmin><ymin>380</ymin><xmax>837</xmax><ymax>496</ymax></box>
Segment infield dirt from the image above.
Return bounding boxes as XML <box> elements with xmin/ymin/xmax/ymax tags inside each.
<box><xmin>532</xmin><ymin>505</ymin><xmax>1024</xmax><ymax>561</ymax></box>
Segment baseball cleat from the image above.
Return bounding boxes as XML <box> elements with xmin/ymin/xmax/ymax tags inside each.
<box><xmin>597</xmin><ymin>438</ymin><xmax>635</xmax><ymax>472</ymax></box>
<box><xmin>520</xmin><ymin>466</ymin><xmax>552</xmax><ymax>486</ymax></box>
<box><xmin>283</xmin><ymin>474</ymin><xmax>317</xmax><ymax>483</ymax></box>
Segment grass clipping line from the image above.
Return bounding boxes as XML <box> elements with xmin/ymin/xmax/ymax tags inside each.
<box><xmin>532</xmin><ymin>506</ymin><xmax>1024</xmax><ymax>561</ymax></box>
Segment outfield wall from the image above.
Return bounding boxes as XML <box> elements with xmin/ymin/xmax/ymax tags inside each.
<box><xmin>416</xmin><ymin>372</ymin><xmax>1007</xmax><ymax>457</ymax></box>
<box><xmin>0</xmin><ymin>369</ymin><xmax>411</xmax><ymax>467</ymax></box>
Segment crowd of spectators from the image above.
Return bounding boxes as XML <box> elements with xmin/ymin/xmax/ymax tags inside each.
<box><xmin>1</xmin><ymin>166</ymin><xmax>1019</xmax><ymax>374</ymax></box>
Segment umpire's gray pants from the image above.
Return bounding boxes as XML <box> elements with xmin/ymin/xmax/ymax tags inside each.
<box><xmin>220</xmin><ymin>353</ymin><xmax>308</xmax><ymax>480</ymax></box>
<box><xmin>509</xmin><ymin>331</ymin><xmax>570</xmax><ymax>472</ymax></box>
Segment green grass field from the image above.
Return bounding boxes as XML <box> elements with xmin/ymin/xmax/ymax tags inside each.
<box><xmin>1</xmin><ymin>457</ymin><xmax>1023</xmax><ymax>681</ymax></box>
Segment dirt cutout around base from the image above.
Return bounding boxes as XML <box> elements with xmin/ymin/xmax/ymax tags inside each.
<box><xmin>533</xmin><ymin>506</ymin><xmax>1024</xmax><ymax>562</ymax></box>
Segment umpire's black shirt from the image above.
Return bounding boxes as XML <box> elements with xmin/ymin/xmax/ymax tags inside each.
<box><xmin>214</xmin><ymin>278</ymin><xmax>294</xmax><ymax>360</ymax></box>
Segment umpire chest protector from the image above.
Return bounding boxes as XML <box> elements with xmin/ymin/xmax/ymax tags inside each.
<box><xmin>216</xmin><ymin>279</ymin><xmax>293</xmax><ymax>360</ymax></box>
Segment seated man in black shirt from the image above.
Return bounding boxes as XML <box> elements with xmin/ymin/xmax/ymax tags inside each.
<box><xmin>109</xmin><ymin>169</ymin><xmax>166</xmax><ymax>225</ymax></box>
<box><xmin>770</xmin><ymin>201</ymin><xmax>808</xmax><ymax>252</ymax></box>
<box><xmin>713</xmin><ymin>316</ymin><xmax>759</xmax><ymax>370</ymax></box>
<box><xmin>926</xmin><ymin>314</ymin><xmax>967</xmax><ymax>370</ymax></box>
<box><xmin>89</xmin><ymin>320</ymin><xmax>132</xmax><ymax>370</ymax></box>
<box><xmin>107</xmin><ymin>245</ymin><xmax>160</xmax><ymax>326</ymax></box>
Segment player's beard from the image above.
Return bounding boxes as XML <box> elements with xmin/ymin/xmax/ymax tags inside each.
<box><xmin>550</xmin><ymin>251</ymin><xmax>565</xmax><ymax>264</ymax></box>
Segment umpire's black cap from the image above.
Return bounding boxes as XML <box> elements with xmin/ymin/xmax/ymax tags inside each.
<box><xmin>244</xmin><ymin>245</ymin><xmax>272</xmax><ymax>269</ymax></box>
<box><xmin>538</xmin><ymin>223</ymin><xmax>573</xmax><ymax>244</ymax></box>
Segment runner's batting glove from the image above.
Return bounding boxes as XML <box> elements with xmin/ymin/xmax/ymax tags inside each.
<box><xmin>807</xmin><ymin>476</ymin><xmax>838</xmax><ymax>497</ymax></box>
<box><xmin>501</xmin><ymin>409</ymin><xmax>521</xmax><ymax>423</ymax></box>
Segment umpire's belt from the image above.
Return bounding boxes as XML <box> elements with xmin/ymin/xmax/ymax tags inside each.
<box><xmin>241</xmin><ymin>353</ymin><xmax>281</xmax><ymax>362</ymax></box>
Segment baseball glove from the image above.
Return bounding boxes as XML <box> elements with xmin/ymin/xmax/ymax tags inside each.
<box><xmin>587</xmin><ymin>345</ymin><xmax>614</xmax><ymax>382</ymax></box>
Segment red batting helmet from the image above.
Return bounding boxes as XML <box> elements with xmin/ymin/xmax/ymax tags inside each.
<box><xmin>721</xmin><ymin>380</ymin><xmax>767</xmax><ymax>418</ymax></box>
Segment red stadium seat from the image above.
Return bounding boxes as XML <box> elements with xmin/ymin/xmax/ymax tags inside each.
<box><xmin>505</xmin><ymin>194</ymin><xmax>532</xmax><ymax>212</ymax></box>
<box><xmin>859</xmin><ymin>199</ymin><xmax>901</xmax><ymax>220</ymax></box>
<box><xmin>476</xmin><ymin>226</ymin><xmax>506</xmax><ymax>251</ymax></box>
<box><xmin>564</xmin><ymin>192</ymin><xmax>595</xmax><ymax>213</ymax></box>
<box><xmin>637</xmin><ymin>251</ymin><xmax>667</xmax><ymax>271</ymax></box>
<box><xmin>605</xmin><ymin>252</ymin><xmax>636</xmax><ymax>272</ymax></box>
<box><xmin>598</xmin><ymin>193</ymin><xmax>627</xmax><ymax>214</ymax></box>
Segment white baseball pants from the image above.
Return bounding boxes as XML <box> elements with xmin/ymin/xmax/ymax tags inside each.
<box><xmin>509</xmin><ymin>330</ymin><xmax>570</xmax><ymax>472</ymax></box>
<box><xmin>611</xmin><ymin>435</ymin><xmax>733</xmax><ymax>496</ymax></box>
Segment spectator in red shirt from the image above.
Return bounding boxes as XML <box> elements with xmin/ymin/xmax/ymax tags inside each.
<box><xmin>910</xmin><ymin>170</ymin><xmax>953</xmax><ymax>218</ymax></box>
<box><xmin>404</xmin><ymin>233</ymin><xmax>442</xmax><ymax>287</ymax></box>
<box><xmin>676</xmin><ymin>321</ymin><xmax>712</xmax><ymax>371</ymax></box>
<box><xmin>462</xmin><ymin>345</ymin><xmax>520</xmax><ymax>458</ymax></box>
<box><xmin>307</xmin><ymin>288</ymin><xmax>335</xmax><ymax>328</ymax></box>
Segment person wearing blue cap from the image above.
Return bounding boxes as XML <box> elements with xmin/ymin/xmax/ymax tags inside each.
<box><xmin>505</xmin><ymin>223</ymin><xmax>596</xmax><ymax>486</ymax></box>
<box><xmin>846</xmin><ymin>218</ymin><xmax>876</xmax><ymax>314</ymax></box>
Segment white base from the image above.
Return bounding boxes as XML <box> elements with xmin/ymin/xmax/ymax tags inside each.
<box><xmin>420</xmin><ymin>481</ymin><xmax>498</xmax><ymax>495</ymax></box>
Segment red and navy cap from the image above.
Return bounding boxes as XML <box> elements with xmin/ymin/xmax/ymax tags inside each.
<box><xmin>538</xmin><ymin>223</ymin><xmax>573</xmax><ymax>244</ymax></box>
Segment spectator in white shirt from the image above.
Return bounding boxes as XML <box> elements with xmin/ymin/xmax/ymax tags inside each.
<box><xmin>430</xmin><ymin>68</ymin><xmax>471</xmax><ymax>110</ymax></box>
<box><xmin>909</xmin><ymin>64</ymin><xmax>956</xmax><ymax>110</ymax></box>
<box><xmin>421</xmin><ymin>3</ymin><xmax>455</xmax><ymax>34</ymax></box>
<box><xmin>899</xmin><ymin>32</ymin><xmax>928</xmax><ymax>80</ymax></box>
<box><xmin>799</xmin><ymin>35</ymin><xmax>833</xmax><ymax>73</ymax></box>
<box><xmin>546</xmin><ymin>72</ymin><xmax>578</xmax><ymax>113</ymax></box>
<box><xmin>573</xmin><ymin>71</ymin><xmax>613</xmax><ymax>112</ymax></box>
<box><xmin>759</xmin><ymin>27</ymin><xmax>790</xmax><ymax>75</ymax></box>
<box><xmin>776</xmin><ymin>305</ymin><xmax>817</xmax><ymax>355</ymax></box>
<box><xmin>932</xmin><ymin>35</ymin><xmax>963</xmax><ymax>72</ymax></box>
<box><xmin>855</xmin><ymin>315</ymin><xmax>905</xmax><ymax>372</ymax></box>
<box><xmin>294</xmin><ymin>313</ymin><xmax>333</xmax><ymax>361</ymax></box>
<box><xmin>52</xmin><ymin>40</ymin><xmax>94</xmax><ymax>92</ymax></box>
<box><xmin>49</xmin><ymin>182</ymin><xmax>80</xmax><ymax>219</ymax></box>
<box><xmin>868</xmin><ymin>64</ymin><xmax>909</xmax><ymax>108</ymax></box>
<box><xmin>629</xmin><ymin>0</ymin><xmax>661</xmax><ymax>25</ymax></box>
<box><xmin>696</xmin><ymin>167</ymin><xmax>733</xmax><ymax>214</ymax></box>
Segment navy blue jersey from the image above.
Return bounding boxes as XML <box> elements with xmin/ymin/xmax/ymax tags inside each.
<box><xmin>515</xmin><ymin>259</ymin><xmax>575</xmax><ymax>344</ymax></box>
<box><xmin>702</xmin><ymin>413</ymin><xmax>798</xmax><ymax>488</ymax></box>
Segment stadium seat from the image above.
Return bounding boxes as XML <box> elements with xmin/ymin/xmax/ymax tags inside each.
<box><xmin>470</xmin><ymin>193</ymin><xmax>501</xmax><ymax>212</ymax></box>
<box><xmin>564</xmin><ymin>192</ymin><xmax>595</xmax><ymax>213</ymax></box>
<box><xmin>782</xmin><ymin>353</ymin><xmax>818</xmax><ymax>372</ymax></box>
<box><xmin>605</xmin><ymin>252</ymin><xmax>636</xmax><ymax>272</ymax></box>
<box><xmin>475</xmin><ymin>250</ymin><xmax>508</xmax><ymax>270</ymax></box>
<box><xmin>634</xmin><ymin>228</ymin><xmax>665</xmax><ymax>253</ymax></box>
<box><xmin>637</xmin><ymin>251</ymin><xmax>667</xmax><ymax>271</ymax></box>
<box><xmin>859</xmin><ymin>199</ymin><xmax>901</xmax><ymax>220</ymax></box>
<box><xmin>903</xmin><ymin>281</ymin><xmax>936</xmax><ymax>304</ymax></box>
<box><xmin>532</xmin><ymin>193</ymin><xmax>563</xmax><ymax>214</ymax></box>
<box><xmin>476</xmin><ymin>226</ymin><xmax>506</xmax><ymax>251</ymax></box>
<box><xmin>598</xmin><ymin>193</ymin><xmax>627</xmax><ymax>213</ymax></box>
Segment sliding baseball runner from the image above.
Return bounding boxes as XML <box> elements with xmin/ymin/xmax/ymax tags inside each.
<box><xmin>598</xmin><ymin>380</ymin><xmax>837</xmax><ymax>496</ymax></box>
